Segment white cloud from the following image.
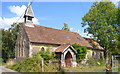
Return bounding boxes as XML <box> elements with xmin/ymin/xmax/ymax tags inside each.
<box><xmin>85</xmin><ymin>34</ymin><xmax>93</xmax><ymax>38</ymax></box>
<box><xmin>76</xmin><ymin>29</ymin><xmax>79</xmax><ymax>33</ymax></box>
<box><xmin>70</xmin><ymin>28</ymin><xmax>74</xmax><ymax>31</ymax></box>
<box><xmin>1</xmin><ymin>5</ymin><xmax>39</xmax><ymax>29</ymax></box>
<box><xmin>82</xmin><ymin>32</ymin><xmax>88</xmax><ymax>35</ymax></box>
<box><xmin>33</xmin><ymin>18</ymin><xmax>40</xmax><ymax>24</ymax></box>
<box><xmin>9</xmin><ymin>5</ymin><xmax>27</xmax><ymax>16</ymax></box>
<box><xmin>80</xmin><ymin>32</ymin><xmax>94</xmax><ymax>38</ymax></box>
<box><xmin>0</xmin><ymin>17</ymin><xmax>23</xmax><ymax>30</ymax></box>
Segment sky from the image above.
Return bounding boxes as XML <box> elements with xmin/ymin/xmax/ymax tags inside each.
<box><xmin>0</xmin><ymin>0</ymin><xmax>119</xmax><ymax>38</ymax></box>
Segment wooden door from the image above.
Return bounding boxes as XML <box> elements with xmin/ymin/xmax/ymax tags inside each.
<box><xmin>65</xmin><ymin>51</ymin><xmax>72</xmax><ymax>67</ymax></box>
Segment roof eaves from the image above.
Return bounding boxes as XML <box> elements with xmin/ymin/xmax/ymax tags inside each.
<box><xmin>30</xmin><ymin>41</ymin><xmax>61</xmax><ymax>45</ymax></box>
<box><xmin>62</xmin><ymin>45</ymin><xmax>71</xmax><ymax>53</ymax></box>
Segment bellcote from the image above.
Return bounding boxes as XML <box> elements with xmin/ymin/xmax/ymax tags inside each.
<box><xmin>24</xmin><ymin>3</ymin><xmax>34</xmax><ymax>23</ymax></box>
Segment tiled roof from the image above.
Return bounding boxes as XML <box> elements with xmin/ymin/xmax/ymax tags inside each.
<box><xmin>55</xmin><ymin>44</ymin><xmax>77</xmax><ymax>53</ymax></box>
<box><xmin>84</xmin><ymin>38</ymin><xmax>104</xmax><ymax>50</ymax></box>
<box><xmin>23</xmin><ymin>23</ymin><xmax>92</xmax><ymax>48</ymax></box>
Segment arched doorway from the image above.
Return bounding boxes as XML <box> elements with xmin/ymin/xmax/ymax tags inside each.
<box><xmin>65</xmin><ymin>51</ymin><xmax>72</xmax><ymax>67</ymax></box>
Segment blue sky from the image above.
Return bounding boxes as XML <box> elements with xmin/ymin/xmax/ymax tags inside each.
<box><xmin>1</xmin><ymin>1</ymin><xmax>119</xmax><ymax>38</ymax></box>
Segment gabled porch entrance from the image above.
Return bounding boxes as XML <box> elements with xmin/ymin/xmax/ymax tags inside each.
<box><xmin>55</xmin><ymin>44</ymin><xmax>77</xmax><ymax>67</ymax></box>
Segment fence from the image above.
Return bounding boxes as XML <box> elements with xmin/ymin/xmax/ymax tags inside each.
<box><xmin>41</xmin><ymin>57</ymin><xmax>120</xmax><ymax>72</ymax></box>
<box><xmin>63</xmin><ymin>59</ymin><xmax>106</xmax><ymax>72</ymax></box>
<box><xmin>41</xmin><ymin>59</ymin><xmax>60</xmax><ymax>72</ymax></box>
<box><xmin>112</xmin><ymin>55</ymin><xmax>120</xmax><ymax>72</ymax></box>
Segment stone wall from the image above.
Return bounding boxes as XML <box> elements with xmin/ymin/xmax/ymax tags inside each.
<box><xmin>86</xmin><ymin>49</ymin><xmax>104</xmax><ymax>59</ymax></box>
<box><xmin>29</xmin><ymin>43</ymin><xmax>59</xmax><ymax>57</ymax></box>
<box><xmin>15</xmin><ymin>24</ymin><xmax>30</xmax><ymax>62</ymax></box>
<box><xmin>81</xmin><ymin>49</ymin><xmax>104</xmax><ymax>64</ymax></box>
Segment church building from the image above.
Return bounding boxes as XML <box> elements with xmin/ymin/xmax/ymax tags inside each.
<box><xmin>15</xmin><ymin>3</ymin><xmax>104</xmax><ymax>67</ymax></box>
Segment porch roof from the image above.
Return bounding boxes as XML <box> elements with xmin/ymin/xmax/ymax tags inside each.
<box><xmin>55</xmin><ymin>44</ymin><xmax>77</xmax><ymax>53</ymax></box>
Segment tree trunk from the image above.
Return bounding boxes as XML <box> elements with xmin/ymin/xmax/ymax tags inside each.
<box><xmin>105</xmin><ymin>48</ymin><xmax>109</xmax><ymax>65</ymax></box>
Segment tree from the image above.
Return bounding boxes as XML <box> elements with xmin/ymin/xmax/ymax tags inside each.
<box><xmin>117</xmin><ymin>1</ymin><xmax>120</xmax><ymax>55</ymax></box>
<box><xmin>36</xmin><ymin>48</ymin><xmax>56</xmax><ymax>63</ymax></box>
<box><xmin>2</xmin><ymin>23</ymin><xmax>21</xmax><ymax>62</ymax></box>
<box><xmin>62</xmin><ymin>23</ymin><xmax>70</xmax><ymax>31</ymax></box>
<box><xmin>38</xmin><ymin>49</ymin><xmax>52</xmax><ymax>61</ymax></box>
<box><xmin>82</xmin><ymin>1</ymin><xmax>119</xmax><ymax>60</ymax></box>
<box><xmin>72</xmin><ymin>43</ymin><xmax>87</xmax><ymax>60</ymax></box>
<box><xmin>110</xmin><ymin>1</ymin><xmax>120</xmax><ymax>55</ymax></box>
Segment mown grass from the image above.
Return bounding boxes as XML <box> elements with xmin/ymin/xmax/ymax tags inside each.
<box><xmin>113</xmin><ymin>67</ymin><xmax>120</xmax><ymax>72</ymax></box>
<box><xmin>63</xmin><ymin>65</ymin><xmax>106</xmax><ymax>72</ymax></box>
<box><xmin>0</xmin><ymin>63</ymin><xmax>6</xmax><ymax>66</ymax></box>
<box><xmin>0</xmin><ymin>58</ymin><xmax>6</xmax><ymax>66</ymax></box>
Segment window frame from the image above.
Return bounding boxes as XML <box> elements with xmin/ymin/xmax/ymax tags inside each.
<box><xmin>41</xmin><ymin>47</ymin><xmax>45</xmax><ymax>52</ymax></box>
<box><xmin>92</xmin><ymin>51</ymin><xmax>94</xmax><ymax>57</ymax></box>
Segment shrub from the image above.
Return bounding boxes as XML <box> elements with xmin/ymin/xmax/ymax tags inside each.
<box><xmin>0</xmin><ymin>58</ymin><xmax>4</xmax><ymax>63</ymax></box>
<box><xmin>6</xmin><ymin>50</ymin><xmax>58</xmax><ymax>72</ymax></box>
<box><xmin>37</xmin><ymin>49</ymin><xmax>53</xmax><ymax>63</ymax></box>
<box><xmin>7</xmin><ymin>56</ymin><xmax>42</xmax><ymax>72</ymax></box>
<box><xmin>72</xmin><ymin>43</ymin><xmax>87</xmax><ymax>60</ymax></box>
<box><xmin>99</xmin><ymin>58</ymin><xmax>106</xmax><ymax>65</ymax></box>
<box><xmin>87</xmin><ymin>57</ymin><xmax>96</xmax><ymax>66</ymax></box>
<box><xmin>0</xmin><ymin>58</ymin><xmax>6</xmax><ymax>65</ymax></box>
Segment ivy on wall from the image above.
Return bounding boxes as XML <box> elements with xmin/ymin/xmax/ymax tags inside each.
<box><xmin>72</xmin><ymin>43</ymin><xmax>87</xmax><ymax>60</ymax></box>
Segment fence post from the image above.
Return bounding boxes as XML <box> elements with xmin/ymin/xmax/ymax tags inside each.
<box><xmin>42</xmin><ymin>60</ymin><xmax>44</xmax><ymax>72</ymax></box>
<box><xmin>49</xmin><ymin>60</ymin><xmax>51</xmax><ymax>66</ymax></box>
<box><xmin>112</xmin><ymin>56</ymin><xmax>113</xmax><ymax>72</ymax></box>
<box><xmin>60</xmin><ymin>60</ymin><xmax>62</xmax><ymax>71</ymax></box>
<box><xmin>115</xmin><ymin>56</ymin><xmax>116</xmax><ymax>72</ymax></box>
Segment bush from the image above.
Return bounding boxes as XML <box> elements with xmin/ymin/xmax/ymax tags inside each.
<box><xmin>87</xmin><ymin>57</ymin><xmax>96</xmax><ymax>66</ymax></box>
<box><xmin>72</xmin><ymin>43</ymin><xmax>87</xmax><ymax>60</ymax></box>
<box><xmin>0</xmin><ymin>58</ymin><xmax>4</xmax><ymax>63</ymax></box>
<box><xmin>87</xmin><ymin>57</ymin><xmax>106</xmax><ymax>66</ymax></box>
<box><xmin>7</xmin><ymin>56</ymin><xmax>42</xmax><ymax>72</ymax></box>
<box><xmin>99</xmin><ymin>58</ymin><xmax>106</xmax><ymax>65</ymax></box>
<box><xmin>6</xmin><ymin>50</ymin><xmax>58</xmax><ymax>72</ymax></box>
<box><xmin>0</xmin><ymin>58</ymin><xmax>6</xmax><ymax>65</ymax></box>
<box><xmin>37</xmin><ymin>49</ymin><xmax>53</xmax><ymax>63</ymax></box>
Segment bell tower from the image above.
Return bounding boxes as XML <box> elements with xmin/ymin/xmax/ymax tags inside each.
<box><xmin>24</xmin><ymin>3</ymin><xmax>34</xmax><ymax>23</ymax></box>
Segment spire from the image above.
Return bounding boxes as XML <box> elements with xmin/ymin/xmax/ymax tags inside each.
<box><xmin>24</xmin><ymin>2</ymin><xmax>34</xmax><ymax>23</ymax></box>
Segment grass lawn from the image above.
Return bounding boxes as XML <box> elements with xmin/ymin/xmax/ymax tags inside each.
<box><xmin>0</xmin><ymin>63</ymin><xmax>6</xmax><ymax>66</ymax></box>
<box><xmin>113</xmin><ymin>67</ymin><xmax>120</xmax><ymax>72</ymax></box>
<box><xmin>63</xmin><ymin>65</ymin><xmax>106</xmax><ymax>72</ymax></box>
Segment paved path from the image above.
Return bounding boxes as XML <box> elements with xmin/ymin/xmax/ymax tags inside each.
<box><xmin>0</xmin><ymin>65</ymin><xmax>20</xmax><ymax>74</ymax></box>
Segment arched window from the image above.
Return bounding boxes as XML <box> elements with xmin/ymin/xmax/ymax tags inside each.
<box><xmin>100</xmin><ymin>53</ymin><xmax>102</xmax><ymax>59</ymax></box>
<box><xmin>41</xmin><ymin>47</ymin><xmax>45</xmax><ymax>52</ymax></box>
<box><xmin>92</xmin><ymin>52</ymin><xmax>94</xmax><ymax>57</ymax></box>
<box><xmin>19</xmin><ymin>43</ymin><xmax>20</xmax><ymax>57</ymax></box>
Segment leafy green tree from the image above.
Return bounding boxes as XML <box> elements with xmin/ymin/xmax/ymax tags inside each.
<box><xmin>117</xmin><ymin>2</ymin><xmax>120</xmax><ymax>55</ymax></box>
<box><xmin>72</xmin><ymin>43</ymin><xmax>87</xmax><ymax>60</ymax></box>
<box><xmin>109</xmin><ymin>1</ymin><xmax>120</xmax><ymax>55</ymax></box>
<box><xmin>2</xmin><ymin>23</ymin><xmax>21</xmax><ymax>62</ymax></box>
<box><xmin>38</xmin><ymin>49</ymin><xmax>52</xmax><ymax>61</ymax></box>
<box><xmin>62</xmin><ymin>23</ymin><xmax>70</xmax><ymax>31</ymax></box>
<box><xmin>82</xmin><ymin>1</ymin><xmax>119</xmax><ymax>59</ymax></box>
